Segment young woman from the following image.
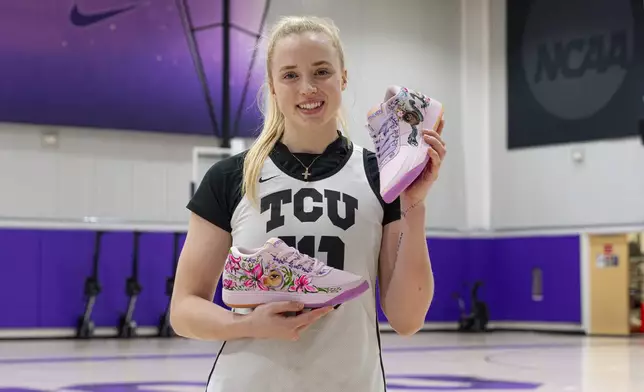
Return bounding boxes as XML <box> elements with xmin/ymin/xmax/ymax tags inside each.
<box><xmin>170</xmin><ymin>15</ymin><xmax>446</xmax><ymax>392</ymax></box>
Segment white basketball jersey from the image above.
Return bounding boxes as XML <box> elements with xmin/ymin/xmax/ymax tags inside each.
<box><xmin>206</xmin><ymin>144</ymin><xmax>388</xmax><ymax>392</ymax></box>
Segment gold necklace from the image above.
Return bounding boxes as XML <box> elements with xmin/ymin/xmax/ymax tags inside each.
<box><xmin>290</xmin><ymin>153</ymin><xmax>323</xmax><ymax>180</ymax></box>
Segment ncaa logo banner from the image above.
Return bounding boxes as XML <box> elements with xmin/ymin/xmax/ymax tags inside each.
<box><xmin>507</xmin><ymin>0</ymin><xmax>644</xmax><ymax>149</ymax></box>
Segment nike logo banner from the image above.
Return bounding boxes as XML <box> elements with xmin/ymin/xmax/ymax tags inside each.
<box><xmin>70</xmin><ymin>4</ymin><xmax>138</xmax><ymax>27</ymax></box>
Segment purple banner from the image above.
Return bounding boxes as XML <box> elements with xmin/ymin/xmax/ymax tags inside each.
<box><xmin>0</xmin><ymin>0</ymin><xmax>268</xmax><ymax>137</ymax></box>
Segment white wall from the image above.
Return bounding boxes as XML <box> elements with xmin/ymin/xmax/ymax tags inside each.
<box><xmin>460</xmin><ymin>0</ymin><xmax>492</xmax><ymax>232</ymax></box>
<box><xmin>0</xmin><ymin>123</ymin><xmax>216</xmax><ymax>228</ymax></box>
<box><xmin>0</xmin><ymin>0</ymin><xmax>466</xmax><ymax>231</ymax></box>
<box><xmin>488</xmin><ymin>0</ymin><xmax>644</xmax><ymax>231</ymax></box>
<box><xmin>265</xmin><ymin>0</ymin><xmax>466</xmax><ymax>231</ymax></box>
<box><xmin>10</xmin><ymin>0</ymin><xmax>641</xmax><ymax>235</ymax></box>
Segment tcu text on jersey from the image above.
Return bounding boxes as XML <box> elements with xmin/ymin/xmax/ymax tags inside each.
<box><xmin>260</xmin><ymin>188</ymin><xmax>359</xmax><ymax>232</ymax></box>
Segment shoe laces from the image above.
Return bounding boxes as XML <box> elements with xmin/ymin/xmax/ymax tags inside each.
<box><xmin>370</xmin><ymin>120</ymin><xmax>397</xmax><ymax>163</ymax></box>
<box><xmin>276</xmin><ymin>248</ymin><xmax>326</xmax><ymax>274</ymax></box>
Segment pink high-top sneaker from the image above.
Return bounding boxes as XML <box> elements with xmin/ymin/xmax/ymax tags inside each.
<box><xmin>367</xmin><ymin>86</ymin><xmax>443</xmax><ymax>203</ymax></box>
<box><xmin>221</xmin><ymin>238</ymin><xmax>369</xmax><ymax>308</ymax></box>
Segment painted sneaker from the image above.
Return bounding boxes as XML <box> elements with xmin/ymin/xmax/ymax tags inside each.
<box><xmin>367</xmin><ymin>86</ymin><xmax>444</xmax><ymax>203</ymax></box>
<box><xmin>221</xmin><ymin>238</ymin><xmax>369</xmax><ymax>308</ymax></box>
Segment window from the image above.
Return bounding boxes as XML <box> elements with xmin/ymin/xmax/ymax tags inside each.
<box><xmin>532</xmin><ymin>267</ymin><xmax>543</xmax><ymax>302</ymax></box>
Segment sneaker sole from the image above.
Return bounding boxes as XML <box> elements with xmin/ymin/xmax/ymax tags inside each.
<box><xmin>222</xmin><ymin>280</ymin><xmax>369</xmax><ymax>309</ymax></box>
<box><xmin>380</xmin><ymin>102</ymin><xmax>444</xmax><ymax>204</ymax></box>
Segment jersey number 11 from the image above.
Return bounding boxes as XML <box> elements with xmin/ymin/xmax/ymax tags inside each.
<box><xmin>278</xmin><ymin>236</ymin><xmax>345</xmax><ymax>271</ymax></box>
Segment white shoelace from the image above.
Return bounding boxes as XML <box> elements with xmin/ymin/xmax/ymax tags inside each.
<box><xmin>276</xmin><ymin>249</ymin><xmax>325</xmax><ymax>274</ymax></box>
<box><xmin>371</xmin><ymin>119</ymin><xmax>398</xmax><ymax>162</ymax></box>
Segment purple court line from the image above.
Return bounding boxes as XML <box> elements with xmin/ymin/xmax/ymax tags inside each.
<box><xmin>0</xmin><ymin>343</ymin><xmax>578</xmax><ymax>365</ymax></box>
<box><xmin>382</xmin><ymin>343</ymin><xmax>579</xmax><ymax>353</ymax></box>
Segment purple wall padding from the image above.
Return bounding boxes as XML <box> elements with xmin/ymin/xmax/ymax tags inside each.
<box><xmin>2</xmin><ymin>230</ymin><xmax>185</xmax><ymax>329</ymax></box>
<box><xmin>40</xmin><ymin>230</ymin><xmax>96</xmax><ymax>327</ymax></box>
<box><xmin>423</xmin><ymin>238</ymin><xmax>470</xmax><ymax>322</ymax></box>
<box><xmin>377</xmin><ymin>238</ymin><xmax>495</xmax><ymax>323</ymax></box>
<box><xmin>0</xmin><ymin>229</ymin><xmax>581</xmax><ymax>330</ymax></box>
<box><xmin>461</xmin><ymin>238</ymin><xmax>496</xmax><ymax>319</ymax></box>
<box><xmin>0</xmin><ymin>229</ymin><xmax>41</xmax><ymax>328</ymax></box>
<box><xmin>92</xmin><ymin>231</ymin><xmax>135</xmax><ymax>327</ymax></box>
<box><xmin>492</xmin><ymin>235</ymin><xmax>581</xmax><ymax>323</ymax></box>
<box><xmin>376</xmin><ymin>235</ymin><xmax>581</xmax><ymax>325</ymax></box>
<box><xmin>134</xmin><ymin>233</ymin><xmax>176</xmax><ymax>326</ymax></box>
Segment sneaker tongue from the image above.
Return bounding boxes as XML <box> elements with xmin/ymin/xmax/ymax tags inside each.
<box><xmin>264</xmin><ymin>237</ymin><xmax>286</xmax><ymax>248</ymax></box>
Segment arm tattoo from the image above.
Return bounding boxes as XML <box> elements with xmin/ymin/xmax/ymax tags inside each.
<box><xmin>396</xmin><ymin>232</ymin><xmax>404</xmax><ymax>255</ymax></box>
<box><xmin>401</xmin><ymin>199</ymin><xmax>423</xmax><ymax>218</ymax></box>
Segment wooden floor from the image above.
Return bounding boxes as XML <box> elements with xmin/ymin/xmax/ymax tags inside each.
<box><xmin>0</xmin><ymin>332</ymin><xmax>642</xmax><ymax>391</ymax></box>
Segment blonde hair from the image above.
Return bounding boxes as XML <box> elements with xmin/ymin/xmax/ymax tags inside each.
<box><xmin>242</xmin><ymin>15</ymin><xmax>348</xmax><ymax>206</ymax></box>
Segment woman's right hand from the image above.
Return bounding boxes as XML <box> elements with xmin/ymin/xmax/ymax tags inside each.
<box><xmin>244</xmin><ymin>301</ymin><xmax>334</xmax><ymax>341</ymax></box>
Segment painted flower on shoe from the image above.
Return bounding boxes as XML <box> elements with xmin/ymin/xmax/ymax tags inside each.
<box><xmin>223</xmin><ymin>254</ymin><xmax>342</xmax><ymax>294</ymax></box>
<box><xmin>225</xmin><ymin>254</ymin><xmax>241</xmax><ymax>274</ymax></box>
<box><xmin>243</xmin><ymin>263</ymin><xmax>268</xmax><ymax>291</ymax></box>
<box><xmin>288</xmin><ymin>275</ymin><xmax>318</xmax><ymax>293</ymax></box>
<box><xmin>223</xmin><ymin>279</ymin><xmax>236</xmax><ymax>289</ymax></box>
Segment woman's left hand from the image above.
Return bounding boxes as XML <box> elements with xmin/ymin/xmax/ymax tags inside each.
<box><xmin>400</xmin><ymin>118</ymin><xmax>446</xmax><ymax>208</ymax></box>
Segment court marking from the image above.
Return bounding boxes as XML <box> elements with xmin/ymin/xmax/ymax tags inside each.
<box><xmin>4</xmin><ymin>334</ymin><xmax>642</xmax><ymax>391</ymax></box>
<box><xmin>0</xmin><ymin>342</ymin><xmax>581</xmax><ymax>365</ymax></box>
<box><xmin>0</xmin><ymin>377</ymin><xmax>544</xmax><ymax>392</ymax></box>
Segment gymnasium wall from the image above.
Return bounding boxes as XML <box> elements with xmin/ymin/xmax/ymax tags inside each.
<box><xmin>0</xmin><ymin>0</ymin><xmax>467</xmax><ymax>230</ymax></box>
<box><xmin>489</xmin><ymin>0</ymin><xmax>644</xmax><ymax>230</ymax></box>
<box><xmin>0</xmin><ymin>0</ymin><xmax>588</xmax><ymax>337</ymax></box>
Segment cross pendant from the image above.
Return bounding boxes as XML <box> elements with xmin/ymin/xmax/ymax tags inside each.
<box><xmin>302</xmin><ymin>167</ymin><xmax>311</xmax><ymax>180</ymax></box>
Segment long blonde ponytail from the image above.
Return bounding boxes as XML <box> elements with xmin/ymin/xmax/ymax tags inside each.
<box><xmin>242</xmin><ymin>15</ymin><xmax>348</xmax><ymax>206</ymax></box>
<box><xmin>242</xmin><ymin>86</ymin><xmax>284</xmax><ymax>207</ymax></box>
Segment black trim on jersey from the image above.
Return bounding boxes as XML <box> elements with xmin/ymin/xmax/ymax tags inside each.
<box><xmin>269</xmin><ymin>131</ymin><xmax>353</xmax><ymax>183</ymax></box>
<box><xmin>186</xmin><ymin>151</ymin><xmax>245</xmax><ymax>233</ymax></box>
<box><xmin>376</xmin><ymin>315</ymin><xmax>388</xmax><ymax>392</ymax></box>
<box><xmin>186</xmin><ymin>132</ymin><xmax>399</xmax><ymax>233</ymax></box>
<box><xmin>363</xmin><ymin>149</ymin><xmax>401</xmax><ymax>226</ymax></box>
<box><xmin>204</xmin><ymin>340</ymin><xmax>227</xmax><ymax>391</ymax></box>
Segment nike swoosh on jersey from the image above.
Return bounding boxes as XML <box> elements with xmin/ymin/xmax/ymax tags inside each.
<box><xmin>69</xmin><ymin>4</ymin><xmax>138</xmax><ymax>27</ymax></box>
<box><xmin>259</xmin><ymin>175</ymin><xmax>279</xmax><ymax>183</ymax></box>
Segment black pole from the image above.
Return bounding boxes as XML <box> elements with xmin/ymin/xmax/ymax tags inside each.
<box><xmin>175</xmin><ymin>0</ymin><xmax>220</xmax><ymax>138</ymax></box>
<box><xmin>221</xmin><ymin>0</ymin><xmax>231</xmax><ymax>148</ymax></box>
<box><xmin>132</xmin><ymin>231</ymin><xmax>140</xmax><ymax>280</ymax></box>
<box><xmin>233</xmin><ymin>0</ymin><xmax>271</xmax><ymax>136</ymax></box>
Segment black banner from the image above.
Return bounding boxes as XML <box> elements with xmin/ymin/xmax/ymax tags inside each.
<box><xmin>507</xmin><ymin>0</ymin><xmax>644</xmax><ymax>149</ymax></box>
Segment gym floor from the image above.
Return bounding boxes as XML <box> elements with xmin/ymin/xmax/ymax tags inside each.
<box><xmin>0</xmin><ymin>332</ymin><xmax>641</xmax><ymax>391</ymax></box>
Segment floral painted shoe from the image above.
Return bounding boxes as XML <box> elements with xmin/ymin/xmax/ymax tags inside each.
<box><xmin>221</xmin><ymin>238</ymin><xmax>369</xmax><ymax>308</ymax></box>
<box><xmin>367</xmin><ymin>85</ymin><xmax>444</xmax><ymax>204</ymax></box>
